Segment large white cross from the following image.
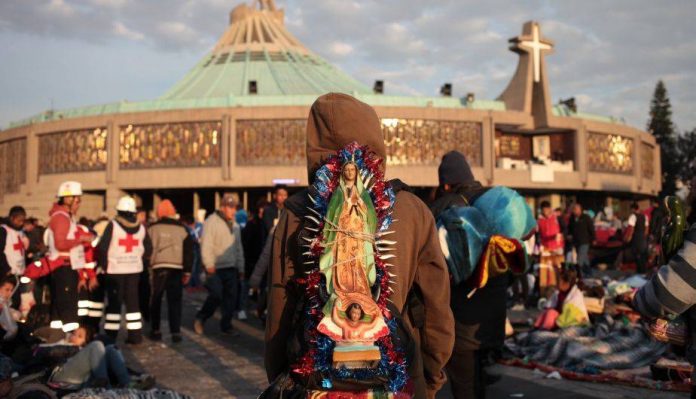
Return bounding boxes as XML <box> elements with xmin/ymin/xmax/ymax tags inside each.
<box><xmin>519</xmin><ymin>24</ymin><xmax>552</xmax><ymax>83</ymax></box>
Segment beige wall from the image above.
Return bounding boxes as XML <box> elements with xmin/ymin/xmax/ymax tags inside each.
<box><xmin>0</xmin><ymin>105</ymin><xmax>662</xmax><ymax>219</ymax></box>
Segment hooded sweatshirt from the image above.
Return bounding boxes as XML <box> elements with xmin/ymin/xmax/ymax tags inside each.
<box><xmin>265</xmin><ymin>93</ymin><xmax>454</xmax><ymax>398</ymax></box>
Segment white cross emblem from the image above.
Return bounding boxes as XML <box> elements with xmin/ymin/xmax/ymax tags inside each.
<box><xmin>518</xmin><ymin>24</ymin><xmax>553</xmax><ymax>83</ymax></box>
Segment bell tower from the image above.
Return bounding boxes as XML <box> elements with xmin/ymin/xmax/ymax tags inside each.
<box><xmin>497</xmin><ymin>21</ymin><xmax>555</xmax><ymax>128</ymax></box>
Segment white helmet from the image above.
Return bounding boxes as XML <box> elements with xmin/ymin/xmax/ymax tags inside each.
<box><xmin>57</xmin><ymin>181</ymin><xmax>83</xmax><ymax>197</ymax></box>
<box><xmin>116</xmin><ymin>196</ymin><xmax>137</xmax><ymax>213</ymax></box>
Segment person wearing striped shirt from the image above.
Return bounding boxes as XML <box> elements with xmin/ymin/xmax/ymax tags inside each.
<box><xmin>633</xmin><ymin>192</ymin><xmax>696</xmax><ymax>398</ymax></box>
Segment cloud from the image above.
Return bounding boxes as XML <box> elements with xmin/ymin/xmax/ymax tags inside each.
<box><xmin>329</xmin><ymin>41</ymin><xmax>353</xmax><ymax>57</ymax></box>
<box><xmin>90</xmin><ymin>0</ymin><xmax>129</xmax><ymax>8</ymax></box>
<box><xmin>0</xmin><ymin>0</ymin><xmax>694</xmax><ymax>131</ymax></box>
<box><xmin>112</xmin><ymin>21</ymin><xmax>144</xmax><ymax>41</ymax></box>
<box><xmin>46</xmin><ymin>0</ymin><xmax>76</xmax><ymax>17</ymax></box>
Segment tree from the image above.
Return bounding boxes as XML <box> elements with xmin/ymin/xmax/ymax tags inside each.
<box><xmin>647</xmin><ymin>80</ymin><xmax>678</xmax><ymax>196</ymax></box>
<box><xmin>677</xmin><ymin>128</ymin><xmax>696</xmax><ymax>183</ymax></box>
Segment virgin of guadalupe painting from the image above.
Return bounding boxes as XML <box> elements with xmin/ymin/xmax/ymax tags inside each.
<box><xmin>316</xmin><ymin>160</ymin><xmax>389</xmax><ymax>367</ymax></box>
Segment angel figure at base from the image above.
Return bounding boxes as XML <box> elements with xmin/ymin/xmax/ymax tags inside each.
<box><xmin>316</xmin><ymin>161</ymin><xmax>389</xmax><ymax>368</ymax></box>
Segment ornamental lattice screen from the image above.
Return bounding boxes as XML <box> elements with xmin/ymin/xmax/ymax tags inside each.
<box><xmin>235</xmin><ymin>118</ymin><xmax>483</xmax><ymax>167</ymax></box>
<box><xmin>119</xmin><ymin>121</ymin><xmax>222</xmax><ymax>169</ymax></box>
<box><xmin>39</xmin><ymin>128</ymin><xmax>107</xmax><ymax>174</ymax></box>
<box><xmin>587</xmin><ymin>133</ymin><xmax>634</xmax><ymax>175</ymax></box>
<box><xmin>236</xmin><ymin>119</ymin><xmax>306</xmax><ymax>166</ymax></box>
<box><xmin>0</xmin><ymin>138</ymin><xmax>27</xmax><ymax>195</ymax></box>
<box><xmin>641</xmin><ymin>143</ymin><xmax>655</xmax><ymax>179</ymax></box>
<box><xmin>382</xmin><ymin>119</ymin><xmax>482</xmax><ymax>166</ymax></box>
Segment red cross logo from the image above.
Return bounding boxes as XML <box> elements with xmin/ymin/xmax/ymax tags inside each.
<box><xmin>12</xmin><ymin>238</ymin><xmax>24</xmax><ymax>255</ymax></box>
<box><xmin>118</xmin><ymin>234</ymin><xmax>139</xmax><ymax>253</ymax></box>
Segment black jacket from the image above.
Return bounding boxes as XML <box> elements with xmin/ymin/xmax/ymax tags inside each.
<box><xmin>241</xmin><ymin>217</ymin><xmax>267</xmax><ymax>277</ymax></box>
<box><xmin>568</xmin><ymin>213</ymin><xmax>595</xmax><ymax>246</ymax></box>
<box><xmin>0</xmin><ymin>226</ymin><xmax>12</xmax><ymax>276</ymax></box>
<box><xmin>262</xmin><ymin>204</ymin><xmax>282</xmax><ymax>232</ymax></box>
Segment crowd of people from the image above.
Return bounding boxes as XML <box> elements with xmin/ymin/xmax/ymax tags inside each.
<box><xmin>0</xmin><ymin>179</ymin><xmax>289</xmax><ymax>396</ymax></box>
<box><xmin>534</xmin><ymin>198</ymin><xmax>664</xmax><ymax>302</ymax></box>
<box><xmin>0</xmin><ymin>93</ymin><xmax>694</xmax><ymax>399</ymax></box>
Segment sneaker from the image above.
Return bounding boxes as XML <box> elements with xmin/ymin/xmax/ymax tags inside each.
<box><xmin>172</xmin><ymin>333</ymin><xmax>182</xmax><ymax>343</ymax></box>
<box><xmin>149</xmin><ymin>331</ymin><xmax>162</xmax><ymax>341</ymax></box>
<box><xmin>238</xmin><ymin>310</ymin><xmax>248</xmax><ymax>320</ymax></box>
<box><xmin>193</xmin><ymin>319</ymin><xmax>204</xmax><ymax>335</ymax></box>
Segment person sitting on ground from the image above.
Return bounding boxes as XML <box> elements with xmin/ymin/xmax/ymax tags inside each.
<box><xmin>0</xmin><ymin>276</ymin><xmax>44</xmax><ymax>366</ymax></box>
<box><xmin>534</xmin><ymin>265</ymin><xmax>590</xmax><ymax>330</ymax></box>
<box><xmin>46</xmin><ymin>326</ymin><xmax>153</xmax><ymax>390</ymax></box>
<box><xmin>0</xmin><ymin>276</ymin><xmax>20</xmax><ymax>342</ymax></box>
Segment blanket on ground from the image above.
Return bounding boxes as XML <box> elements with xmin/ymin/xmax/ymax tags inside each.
<box><xmin>505</xmin><ymin>318</ymin><xmax>668</xmax><ymax>370</ymax></box>
<box><xmin>64</xmin><ymin>388</ymin><xmax>192</xmax><ymax>399</ymax></box>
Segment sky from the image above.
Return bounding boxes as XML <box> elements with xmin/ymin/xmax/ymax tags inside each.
<box><xmin>0</xmin><ymin>0</ymin><xmax>694</xmax><ymax>132</ymax></box>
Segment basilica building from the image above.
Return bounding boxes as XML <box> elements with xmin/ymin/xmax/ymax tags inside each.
<box><xmin>0</xmin><ymin>0</ymin><xmax>660</xmax><ymax>219</ymax></box>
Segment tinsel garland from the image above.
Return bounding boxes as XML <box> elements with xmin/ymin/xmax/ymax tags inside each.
<box><xmin>291</xmin><ymin>142</ymin><xmax>408</xmax><ymax>393</ymax></box>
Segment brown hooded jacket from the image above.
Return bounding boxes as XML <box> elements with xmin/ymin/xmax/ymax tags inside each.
<box><xmin>264</xmin><ymin>93</ymin><xmax>454</xmax><ymax>398</ymax></box>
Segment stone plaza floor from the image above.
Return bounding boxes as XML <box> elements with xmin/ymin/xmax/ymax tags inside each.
<box><xmin>120</xmin><ymin>291</ymin><xmax>687</xmax><ymax>399</ymax></box>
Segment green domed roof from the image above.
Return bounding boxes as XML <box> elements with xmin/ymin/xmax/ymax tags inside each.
<box><xmin>160</xmin><ymin>0</ymin><xmax>371</xmax><ymax>99</ymax></box>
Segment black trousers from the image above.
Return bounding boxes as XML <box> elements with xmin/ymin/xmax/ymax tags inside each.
<box><xmin>447</xmin><ymin>349</ymin><xmax>485</xmax><ymax>399</ymax></box>
<box><xmin>104</xmin><ymin>273</ymin><xmax>142</xmax><ymax>341</ymax></box>
<box><xmin>445</xmin><ymin>318</ymin><xmax>494</xmax><ymax>399</ymax></box>
<box><xmin>139</xmin><ymin>268</ymin><xmax>151</xmax><ymax>322</ymax></box>
<box><xmin>197</xmin><ymin>268</ymin><xmax>239</xmax><ymax>331</ymax></box>
<box><xmin>150</xmin><ymin>268</ymin><xmax>183</xmax><ymax>334</ymax></box>
<box><xmin>50</xmin><ymin>267</ymin><xmax>79</xmax><ymax>332</ymax></box>
<box><xmin>78</xmin><ymin>274</ymin><xmax>105</xmax><ymax>331</ymax></box>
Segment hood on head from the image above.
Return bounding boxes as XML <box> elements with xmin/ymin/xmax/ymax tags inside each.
<box><xmin>438</xmin><ymin>150</ymin><xmax>475</xmax><ymax>187</ymax></box>
<box><xmin>306</xmin><ymin>93</ymin><xmax>386</xmax><ymax>181</ymax></box>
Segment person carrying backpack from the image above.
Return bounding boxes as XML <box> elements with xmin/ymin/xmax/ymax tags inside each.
<box><xmin>264</xmin><ymin>93</ymin><xmax>454</xmax><ymax>399</ymax></box>
<box><xmin>430</xmin><ymin>151</ymin><xmax>535</xmax><ymax>399</ymax></box>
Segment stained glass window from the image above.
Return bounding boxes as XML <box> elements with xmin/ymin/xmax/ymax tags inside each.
<box><xmin>641</xmin><ymin>143</ymin><xmax>655</xmax><ymax>179</ymax></box>
<box><xmin>235</xmin><ymin>118</ymin><xmax>483</xmax><ymax>167</ymax></box>
<box><xmin>382</xmin><ymin>119</ymin><xmax>482</xmax><ymax>166</ymax></box>
<box><xmin>119</xmin><ymin>121</ymin><xmax>221</xmax><ymax>169</ymax></box>
<box><xmin>587</xmin><ymin>133</ymin><xmax>633</xmax><ymax>174</ymax></box>
<box><xmin>236</xmin><ymin>119</ymin><xmax>306</xmax><ymax>166</ymax></box>
<box><xmin>0</xmin><ymin>138</ymin><xmax>27</xmax><ymax>195</ymax></box>
<box><xmin>39</xmin><ymin>128</ymin><xmax>107</xmax><ymax>174</ymax></box>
